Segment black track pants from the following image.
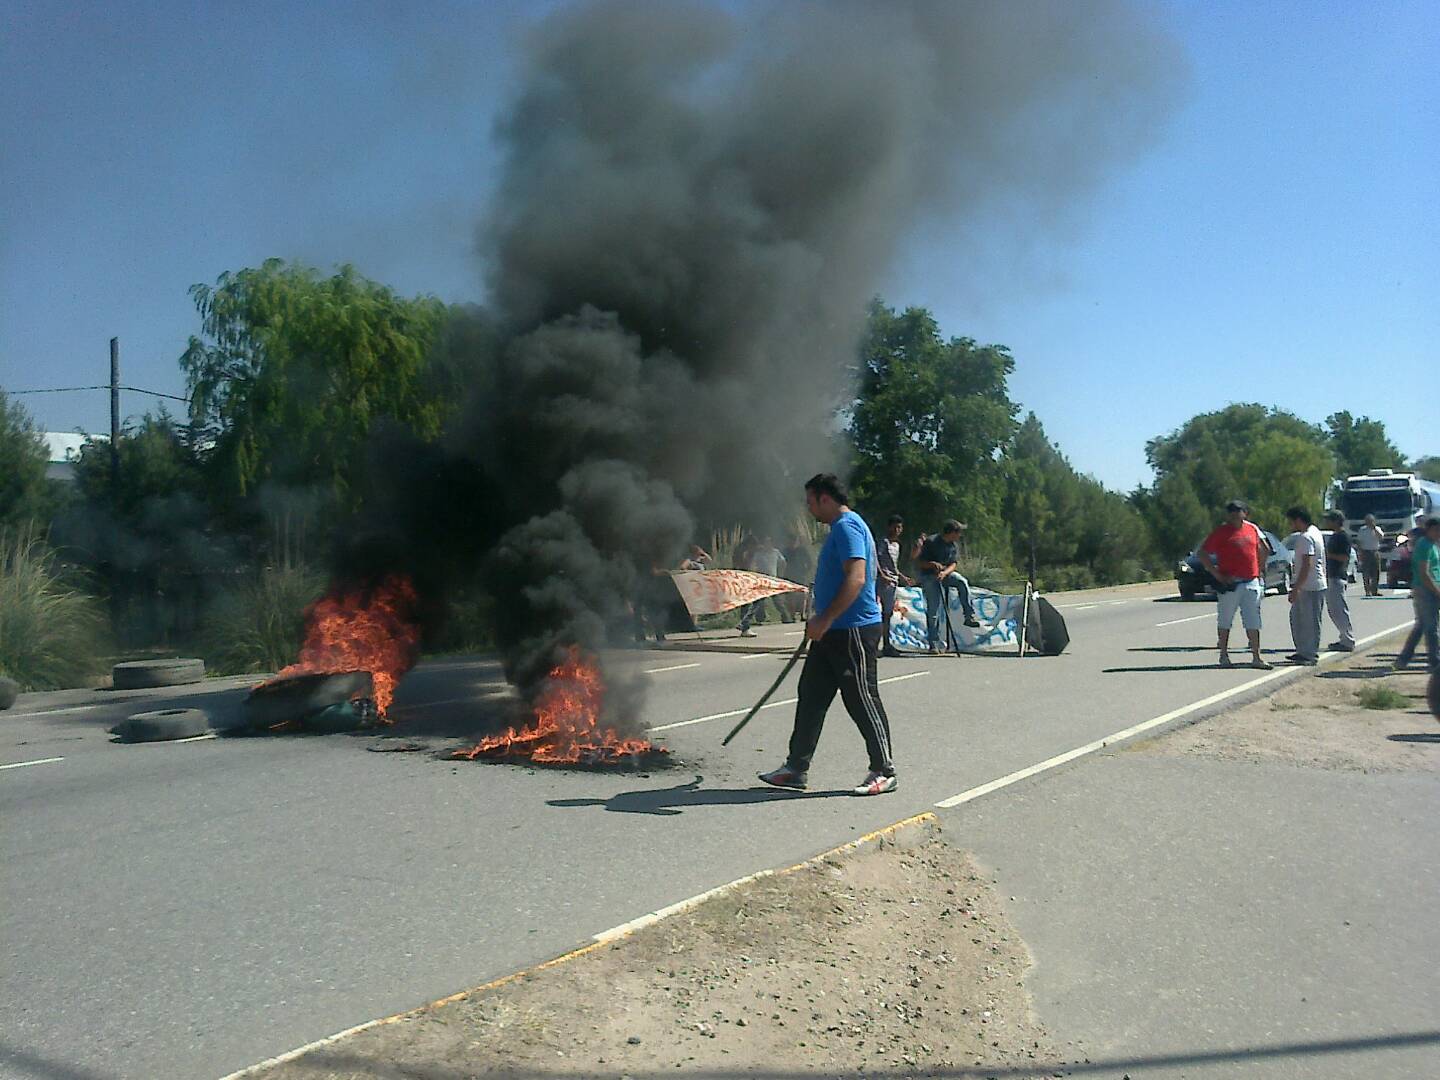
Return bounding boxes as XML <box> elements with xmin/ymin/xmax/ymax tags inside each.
<box><xmin>786</xmin><ymin>623</ymin><xmax>894</xmax><ymax>776</ymax></box>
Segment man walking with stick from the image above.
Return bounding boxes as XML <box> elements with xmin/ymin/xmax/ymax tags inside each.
<box><xmin>757</xmin><ymin>474</ymin><xmax>897</xmax><ymax>796</ymax></box>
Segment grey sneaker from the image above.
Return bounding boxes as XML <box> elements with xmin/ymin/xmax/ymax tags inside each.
<box><xmin>738</xmin><ymin>628</ymin><xmax>757</xmax><ymax>638</ymax></box>
<box><xmin>757</xmin><ymin>765</ymin><xmax>808</xmax><ymax>790</ymax></box>
<box><xmin>1250</xmin><ymin>657</ymin><xmax>1274</xmax><ymax>670</ymax></box>
<box><xmin>1326</xmin><ymin>641</ymin><xmax>1354</xmax><ymax>652</ymax></box>
<box><xmin>1218</xmin><ymin>652</ymin><xmax>1234</xmax><ymax>668</ymax></box>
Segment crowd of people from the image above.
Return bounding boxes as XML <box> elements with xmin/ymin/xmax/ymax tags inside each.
<box><xmin>631</xmin><ymin>474</ymin><xmax>1438</xmax><ymax>800</ymax></box>
<box><xmin>1193</xmin><ymin>499</ymin><xmax>1438</xmax><ymax>671</ymax></box>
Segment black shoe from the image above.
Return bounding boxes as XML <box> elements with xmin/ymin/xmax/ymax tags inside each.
<box><xmin>963</xmin><ymin>616</ymin><xmax>980</xmax><ymax>628</ymax></box>
<box><xmin>881</xmin><ymin>647</ymin><xmax>903</xmax><ymax>658</ymax></box>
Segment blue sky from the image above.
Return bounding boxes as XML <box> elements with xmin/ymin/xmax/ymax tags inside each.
<box><xmin>2</xmin><ymin>0</ymin><xmax>1433</xmax><ymax>490</ymax></box>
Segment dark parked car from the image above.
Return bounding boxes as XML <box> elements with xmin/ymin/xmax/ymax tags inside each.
<box><xmin>1175</xmin><ymin>530</ymin><xmax>1292</xmax><ymax>600</ymax></box>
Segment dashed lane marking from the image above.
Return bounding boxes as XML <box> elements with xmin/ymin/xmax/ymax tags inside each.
<box><xmin>643</xmin><ymin>663</ymin><xmax>703</xmax><ymax>674</ymax></box>
<box><xmin>934</xmin><ymin>620</ymin><xmax>1411</xmax><ymax>809</ymax></box>
<box><xmin>650</xmin><ymin>670</ymin><xmax>931</xmax><ymax>733</ymax></box>
<box><xmin>1155</xmin><ymin>613</ymin><xmax>1213</xmax><ymax>627</ymax></box>
<box><xmin>0</xmin><ymin>757</ymin><xmax>64</xmax><ymax>771</ymax></box>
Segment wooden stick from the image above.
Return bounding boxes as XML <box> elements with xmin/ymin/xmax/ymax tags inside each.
<box><xmin>722</xmin><ymin>636</ymin><xmax>809</xmax><ymax>745</ymax></box>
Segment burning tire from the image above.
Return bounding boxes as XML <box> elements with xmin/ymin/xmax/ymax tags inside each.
<box><xmin>110</xmin><ymin>708</ymin><xmax>211</xmax><ymax>742</ymax></box>
<box><xmin>0</xmin><ymin>677</ymin><xmax>18</xmax><ymax>710</ymax></box>
<box><xmin>243</xmin><ymin>670</ymin><xmax>374</xmax><ymax>731</ymax></box>
<box><xmin>112</xmin><ymin>658</ymin><xmax>206</xmax><ymax>690</ymax></box>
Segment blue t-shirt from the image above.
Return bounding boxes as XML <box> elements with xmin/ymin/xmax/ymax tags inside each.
<box><xmin>812</xmin><ymin>510</ymin><xmax>881</xmax><ymax>628</ymax></box>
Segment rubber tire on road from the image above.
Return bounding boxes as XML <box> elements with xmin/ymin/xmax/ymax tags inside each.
<box><xmin>110</xmin><ymin>708</ymin><xmax>211</xmax><ymax>742</ymax></box>
<box><xmin>1276</xmin><ymin>569</ymin><xmax>1290</xmax><ymax>596</ymax></box>
<box><xmin>112</xmin><ymin>658</ymin><xmax>206</xmax><ymax>690</ymax></box>
<box><xmin>1429</xmin><ymin>670</ymin><xmax>1439</xmax><ymax>720</ymax></box>
<box><xmin>243</xmin><ymin>670</ymin><xmax>373</xmax><ymax>730</ymax></box>
<box><xmin>0</xmin><ymin>676</ymin><xmax>18</xmax><ymax>710</ymax></box>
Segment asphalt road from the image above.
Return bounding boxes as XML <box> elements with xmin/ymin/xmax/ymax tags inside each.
<box><xmin>0</xmin><ymin>585</ymin><xmax>1418</xmax><ymax>1080</ymax></box>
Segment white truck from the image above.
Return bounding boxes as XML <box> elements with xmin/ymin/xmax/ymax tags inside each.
<box><xmin>1338</xmin><ymin>468</ymin><xmax>1440</xmax><ymax>550</ymax></box>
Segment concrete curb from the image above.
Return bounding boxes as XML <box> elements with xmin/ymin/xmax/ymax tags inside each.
<box><xmin>216</xmin><ymin>811</ymin><xmax>938</xmax><ymax>1080</ymax></box>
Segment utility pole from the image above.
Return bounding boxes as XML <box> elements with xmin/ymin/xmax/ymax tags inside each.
<box><xmin>110</xmin><ymin>337</ymin><xmax>120</xmax><ymax>494</ymax></box>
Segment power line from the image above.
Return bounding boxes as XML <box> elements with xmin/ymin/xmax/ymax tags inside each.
<box><xmin>6</xmin><ymin>385</ymin><xmax>190</xmax><ymax>403</ymax></box>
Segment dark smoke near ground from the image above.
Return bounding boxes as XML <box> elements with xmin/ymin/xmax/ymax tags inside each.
<box><xmin>349</xmin><ymin>0</ymin><xmax>1185</xmax><ymax>728</ymax></box>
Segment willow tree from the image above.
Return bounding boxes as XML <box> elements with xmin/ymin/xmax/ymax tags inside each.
<box><xmin>180</xmin><ymin>260</ymin><xmax>450</xmax><ymax>516</ymax></box>
<box><xmin>848</xmin><ymin>301</ymin><xmax>1018</xmax><ymax>552</ymax></box>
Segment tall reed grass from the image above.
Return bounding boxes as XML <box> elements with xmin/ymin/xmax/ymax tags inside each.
<box><xmin>0</xmin><ymin>526</ymin><xmax>109</xmax><ymax>690</ymax></box>
<box><xmin>201</xmin><ymin>564</ymin><xmax>327</xmax><ymax>674</ymax></box>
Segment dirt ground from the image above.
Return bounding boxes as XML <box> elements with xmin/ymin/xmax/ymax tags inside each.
<box><xmin>1134</xmin><ymin>648</ymin><xmax>1439</xmax><ymax>773</ymax></box>
<box><xmin>244</xmin><ymin>641</ymin><xmax>1436</xmax><ymax>1080</ymax></box>
<box><xmin>252</xmin><ymin>820</ymin><xmax>1076</xmax><ymax>1080</ymax></box>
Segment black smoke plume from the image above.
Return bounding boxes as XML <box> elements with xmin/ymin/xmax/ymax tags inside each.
<box><xmin>348</xmin><ymin>0</ymin><xmax>1184</xmax><ymax>728</ymax></box>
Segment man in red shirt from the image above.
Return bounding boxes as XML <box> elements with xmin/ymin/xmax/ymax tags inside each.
<box><xmin>1196</xmin><ymin>500</ymin><xmax>1275</xmax><ymax>670</ymax></box>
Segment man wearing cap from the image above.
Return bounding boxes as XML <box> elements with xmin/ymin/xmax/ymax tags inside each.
<box><xmin>1195</xmin><ymin>500</ymin><xmax>1275</xmax><ymax>669</ymax></box>
<box><xmin>1321</xmin><ymin>509</ymin><xmax>1355</xmax><ymax>651</ymax></box>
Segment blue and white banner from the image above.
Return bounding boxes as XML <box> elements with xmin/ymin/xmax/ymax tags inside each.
<box><xmin>888</xmin><ymin>585</ymin><xmax>1025</xmax><ymax>652</ymax></box>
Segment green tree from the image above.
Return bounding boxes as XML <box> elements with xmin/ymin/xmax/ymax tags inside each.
<box><xmin>1413</xmin><ymin>456</ymin><xmax>1440</xmax><ymax>483</ymax></box>
<box><xmin>1005</xmin><ymin>413</ymin><xmax>1157</xmax><ymax>586</ymax></box>
<box><xmin>1138</xmin><ymin>404</ymin><xmax>1335</xmax><ymax>545</ymax></box>
<box><xmin>60</xmin><ymin>412</ymin><xmax>221</xmax><ymax>646</ymax></box>
<box><xmin>1326</xmin><ymin>411</ymin><xmax>1404</xmax><ymax>478</ymax></box>
<box><xmin>180</xmin><ymin>260</ymin><xmax>451</xmax><ymax>511</ymax></box>
<box><xmin>849</xmin><ymin>301</ymin><xmax>1018</xmax><ymax>550</ymax></box>
<box><xmin>1141</xmin><ymin>471</ymin><xmax>1212</xmax><ymax>560</ymax></box>
<box><xmin>0</xmin><ymin>391</ymin><xmax>59</xmax><ymax>529</ymax></box>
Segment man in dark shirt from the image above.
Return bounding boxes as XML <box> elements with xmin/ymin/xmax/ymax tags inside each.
<box><xmin>914</xmin><ymin>520</ymin><xmax>980</xmax><ymax>654</ymax></box>
<box><xmin>1321</xmin><ymin>509</ymin><xmax>1355</xmax><ymax>651</ymax></box>
<box><xmin>875</xmin><ymin>514</ymin><xmax>912</xmax><ymax>657</ymax></box>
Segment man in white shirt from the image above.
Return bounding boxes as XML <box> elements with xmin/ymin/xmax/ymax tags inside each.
<box><xmin>1356</xmin><ymin>514</ymin><xmax>1384</xmax><ymax>596</ymax></box>
<box><xmin>738</xmin><ymin>535</ymin><xmax>788</xmax><ymax>636</ymax></box>
<box><xmin>1285</xmin><ymin>506</ymin><xmax>1327</xmax><ymax>665</ymax></box>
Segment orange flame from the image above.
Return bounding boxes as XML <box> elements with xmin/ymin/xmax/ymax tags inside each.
<box><xmin>455</xmin><ymin>647</ymin><xmax>662</xmax><ymax>766</ymax></box>
<box><xmin>267</xmin><ymin>574</ymin><xmax>421</xmax><ymax>715</ymax></box>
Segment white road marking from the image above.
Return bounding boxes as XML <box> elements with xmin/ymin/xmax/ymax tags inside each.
<box><xmin>651</xmin><ymin>671</ymin><xmax>931</xmax><ymax>733</ymax></box>
<box><xmin>643</xmin><ymin>663</ymin><xmax>702</xmax><ymax>674</ymax></box>
<box><xmin>1107</xmin><ymin>600</ymin><xmax>1128</xmax><ymax>606</ymax></box>
<box><xmin>0</xmin><ymin>756</ymin><xmax>64</xmax><ymax>771</ymax></box>
<box><xmin>1069</xmin><ymin>603</ymin><xmax>1099</xmax><ymax>610</ymax></box>
<box><xmin>8</xmin><ymin>703</ymin><xmax>114</xmax><ymax>718</ymax></box>
<box><xmin>934</xmin><ymin>620</ymin><xmax>1412</xmax><ymax>810</ymax></box>
<box><xmin>148</xmin><ymin>733</ymin><xmax>217</xmax><ymax>745</ymax></box>
<box><xmin>738</xmin><ymin>651</ymin><xmax>777</xmax><ymax>660</ymax></box>
<box><xmin>1155</xmin><ymin>613</ymin><xmax>1212</xmax><ymax>627</ymax></box>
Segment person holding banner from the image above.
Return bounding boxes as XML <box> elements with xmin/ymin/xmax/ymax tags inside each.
<box><xmin>757</xmin><ymin>474</ymin><xmax>897</xmax><ymax>797</ymax></box>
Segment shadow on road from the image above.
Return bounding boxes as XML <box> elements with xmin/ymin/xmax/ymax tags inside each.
<box><xmin>546</xmin><ymin>774</ymin><xmax>849</xmax><ymax>816</ymax></box>
<box><xmin>1389</xmin><ymin>732</ymin><xmax>1440</xmax><ymax>742</ymax></box>
<box><xmin>0</xmin><ymin>1039</ymin><xmax>112</xmax><ymax>1080</ymax></box>
<box><xmin>289</xmin><ymin>1029</ymin><xmax>1440</xmax><ymax>1079</ymax></box>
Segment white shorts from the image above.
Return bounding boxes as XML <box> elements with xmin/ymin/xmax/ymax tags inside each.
<box><xmin>1216</xmin><ymin>577</ymin><xmax>1263</xmax><ymax>632</ymax></box>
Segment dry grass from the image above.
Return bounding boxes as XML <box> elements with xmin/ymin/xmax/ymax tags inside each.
<box><xmin>200</xmin><ymin>563</ymin><xmax>327</xmax><ymax>674</ymax></box>
<box><xmin>0</xmin><ymin>525</ymin><xmax>109</xmax><ymax>690</ymax></box>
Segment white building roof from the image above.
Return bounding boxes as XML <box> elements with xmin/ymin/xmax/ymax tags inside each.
<box><xmin>42</xmin><ymin>431</ymin><xmax>101</xmax><ymax>463</ymax></box>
